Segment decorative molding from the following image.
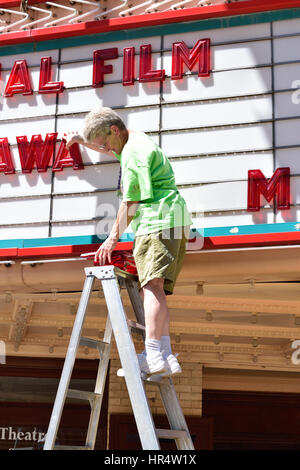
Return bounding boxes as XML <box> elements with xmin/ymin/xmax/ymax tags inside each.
<box><xmin>170</xmin><ymin>322</ymin><xmax>300</xmax><ymax>339</ymax></box>
<box><xmin>167</xmin><ymin>295</ymin><xmax>300</xmax><ymax>315</ymax></box>
<box><xmin>8</xmin><ymin>301</ymin><xmax>33</xmax><ymax>351</ymax></box>
<box><xmin>0</xmin><ymin>290</ymin><xmax>298</xmax><ymax>314</ymax></box>
<box><xmin>0</xmin><ymin>288</ymin><xmax>299</xmax><ymax>372</ymax></box>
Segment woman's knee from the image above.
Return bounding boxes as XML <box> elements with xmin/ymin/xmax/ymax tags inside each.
<box><xmin>143</xmin><ymin>277</ymin><xmax>164</xmax><ymax>292</ymax></box>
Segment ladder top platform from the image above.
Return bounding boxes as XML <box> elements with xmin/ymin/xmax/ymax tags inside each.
<box><xmin>81</xmin><ymin>251</ymin><xmax>139</xmax><ymax>281</ymax></box>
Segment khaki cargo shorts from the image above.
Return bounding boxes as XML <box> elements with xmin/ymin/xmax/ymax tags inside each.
<box><xmin>133</xmin><ymin>226</ymin><xmax>189</xmax><ymax>295</ymax></box>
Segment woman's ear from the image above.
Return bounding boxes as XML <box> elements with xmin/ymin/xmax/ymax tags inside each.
<box><xmin>110</xmin><ymin>125</ymin><xmax>120</xmax><ymax>135</ymax></box>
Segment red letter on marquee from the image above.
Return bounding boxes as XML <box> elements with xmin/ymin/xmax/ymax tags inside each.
<box><xmin>39</xmin><ymin>57</ymin><xmax>64</xmax><ymax>94</ymax></box>
<box><xmin>4</xmin><ymin>60</ymin><xmax>33</xmax><ymax>97</ymax></box>
<box><xmin>139</xmin><ymin>44</ymin><xmax>165</xmax><ymax>83</ymax></box>
<box><xmin>52</xmin><ymin>138</ymin><xmax>84</xmax><ymax>172</ymax></box>
<box><xmin>0</xmin><ymin>138</ymin><xmax>15</xmax><ymax>175</ymax></box>
<box><xmin>123</xmin><ymin>47</ymin><xmax>135</xmax><ymax>86</ymax></box>
<box><xmin>17</xmin><ymin>133</ymin><xmax>58</xmax><ymax>173</ymax></box>
<box><xmin>93</xmin><ymin>48</ymin><xmax>118</xmax><ymax>88</ymax></box>
<box><xmin>171</xmin><ymin>39</ymin><xmax>210</xmax><ymax>80</ymax></box>
<box><xmin>247</xmin><ymin>168</ymin><xmax>290</xmax><ymax>212</ymax></box>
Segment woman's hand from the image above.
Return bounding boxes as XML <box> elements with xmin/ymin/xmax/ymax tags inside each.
<box><xmin>64</xmin><ymin>132</ymin><xmax>84</xmax><ymax>149</ymax></box>
<box><xmin>94</xmin><ymin>236</ymin><xmax>118</xmax><ymax>265</ymax></box>
<box><xmin>64</xmin><ymin>131</ymin><xmax>116</xmax><ymax>156</ymax></box>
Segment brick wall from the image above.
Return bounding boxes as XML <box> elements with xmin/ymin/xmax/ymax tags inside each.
<box><xmin>108</xmin><ymin>359</ymin><xmax>203</xmax><ymax>417</ymax></box>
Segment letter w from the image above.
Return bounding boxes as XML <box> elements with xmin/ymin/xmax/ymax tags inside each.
<box><xmin>247</xmin><ymin>167</ymin><xmax>290</xmax><ymax>212</ymax></box>
<box><xmin>17</xmin><ymin>133</ymin><xmax>58</xmax><ymax>173</ymax></box>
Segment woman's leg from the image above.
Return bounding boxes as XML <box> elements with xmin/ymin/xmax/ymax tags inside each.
<box><xmin>142</xmin><ymin>277</ymin><xmax>170</xmax><ymax>340</ymax></box>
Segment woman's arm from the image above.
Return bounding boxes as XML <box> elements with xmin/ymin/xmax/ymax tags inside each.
<box><xmin>64</xmin><ymin>132</ymin><xmax>132</xmax><ymax>264</ymax></box>
<box><xmin>94</xmin><ymin>200</ymin><xmax>139</xmax><ymax>265</ymax></box>
<box><xmin>65</xmin><ymin>132</ymin><xmax>115</xmax><ymax>158</ymax></box>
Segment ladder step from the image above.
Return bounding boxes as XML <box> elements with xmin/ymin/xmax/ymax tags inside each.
<box><xmin>156</xmin><ymin>428</ymin><xmax>189</xmax><ymax>440</ymax></box>
<box><xmin>54</xmin><ymin>445</ymin><xmax>92</xmax><ymax>450</ymax></box>
<box><xmin>127</xmin><ymin>319</ymin><xmax>145</xmax><ymax>334</ymax></box>
<box><xmin>67</xmin><ymin>389</ymin><xmax>101</xmax><ymax>402</ymax></box>
<box><xmin>79</xmin><ymin>337</ymin><xmax>108</xmax><ymax>350</ymax></box>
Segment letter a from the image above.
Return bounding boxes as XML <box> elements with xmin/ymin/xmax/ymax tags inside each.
<box><xmin>0</xmin><ymin>138</ymin><xmax>15</xmax><ymax>174</ymax></box>
<box><xmin>52</xmin><ymin>138</ymin><xmax>84</xmax><ymax>172</ymax></box>
<box><xmin>4</xmin><ymin>60</ymin><xmax>33</xmax><ymax>97</ymax></box>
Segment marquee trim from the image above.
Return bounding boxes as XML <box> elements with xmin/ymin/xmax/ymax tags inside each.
<box><xmin>0</xmin><ymin>0</ymin><xmax>300</xmax><ymax>51</ymax></box>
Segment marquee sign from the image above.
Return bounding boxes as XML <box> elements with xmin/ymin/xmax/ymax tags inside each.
<box><xmin>0</xmin><ymin>34</ymin><xmax>292</xmax><ymax>214</ymax></box>
<box><xmin>0</xmin><ymin>18</ymin><xmax>296</xmax><ymax>243</ymax></box>
<box><xmin>0</xmin><ymin>129</ymin><xmax>291</xmax><ymax>213</ymax></box>
<box><xmin>0</xmin><ymin>135</ymin><xmax>83</xmax><ymax>174</ymax></box>
<box><xmin>1</xmin><ymin>39</ymin><xmax>211</xmax><ymax>97</ymax></box>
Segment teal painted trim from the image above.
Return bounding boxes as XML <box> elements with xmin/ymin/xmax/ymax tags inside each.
<box><xmin>22</xmin><ymin>234</ymin><xmax>105</xmax><ymax>248</ymax></box>
<box><xmin>0</xmin><ymin>43</ymin><xmax>35</xmax><ymax>57</ymax></box>
<box><xmin>1</xmin><ymin>7</ymin><xmax>300</xmax><ymax>57</ymax></box>
<box><xmin>119</xmin><ymin>233</ymin><xmax>135</xmax><ymax>242</ymax></box>
<box><xmin>0</xmin><ymin>222</ymin><xmax>299</xmax><ymax>249</ymax></box>
<box><xmin>0</xmin><ymin>239</ymin><xmax>23</xmax><ymax>249</ymax></box>
<box><xmin>203</xmin><ymin>222</ymin><xmax>300</xmax><ymax>237</ymax></box>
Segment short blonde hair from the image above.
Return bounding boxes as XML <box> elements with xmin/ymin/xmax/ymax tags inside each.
<box><xmin>83</xmin><ymin>107</ymin><xmax>126</xmax><ymax>143</ymax></box>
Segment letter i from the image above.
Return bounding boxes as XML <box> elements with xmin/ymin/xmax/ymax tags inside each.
<box><xmin>123</xmin><ymin>47</ymin><xmax>135</xmax><ymax>86</ymax></box>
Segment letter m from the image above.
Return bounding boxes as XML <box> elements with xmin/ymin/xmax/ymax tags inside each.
<box><xmin>247</xmin><ymin>167</ymin><xmax>290</xmax><ymax>212</ymax></box>
<box><xmin>171</xmin><ymin>39</ymin><xmax>210</xmax><ymax>80</ymax></box>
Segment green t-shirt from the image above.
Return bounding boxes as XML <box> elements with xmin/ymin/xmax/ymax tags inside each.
<box><xmin>114</xmin><ymin>131</ymin><xmax>192</xmax><ymax>236</ymax></box>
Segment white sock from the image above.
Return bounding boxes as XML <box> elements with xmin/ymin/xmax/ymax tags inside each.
<box><xmin>160</xmin><ymin>336</ymin><xmax>172</xmax><ymax>358</ymax></box>
<box><xmin>145</xmin><ymin>338</ymin><xmax>162</xmax><ymax>361</ymax></box>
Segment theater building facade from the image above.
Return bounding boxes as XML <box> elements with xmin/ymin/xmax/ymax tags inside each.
<box><xmin>1</xmin><ymin>0</ymin><xmax>300</xmax><ymax>450</ymax></box>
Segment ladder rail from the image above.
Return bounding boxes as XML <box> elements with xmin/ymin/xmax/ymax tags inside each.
<box><xmin>124</xmin><ymin>277</ymin><xmax>146</xmax><ymax>340</ymax></box>
<box><xmin>99</xmin><ymin>269</ymin><xmax>160</xmax><ymax>450</ymax></box>
<box><xmin>85</xmin><ymin>315</ymin><xmax>113</xmax><ymax>448</ymax></box>
<box><xmin>158</xmin><ymin>378</ymin><xmax>195</xmax><ymax>450</ymax></box>
<box><xmin>43</xmin><ymin>274</ymin><xmax>95</xmax><ymax>450</ymax></box>
<box><xmin>124</xmin><ymin>272</ymin><xmax>194</xmax><ymax>450</ymax></box>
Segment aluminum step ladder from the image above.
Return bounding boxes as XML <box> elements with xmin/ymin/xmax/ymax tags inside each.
<box><xmin>43</xmin><ymin>264</ymin><xmax>194</xmax><ymax>450</ymax></box>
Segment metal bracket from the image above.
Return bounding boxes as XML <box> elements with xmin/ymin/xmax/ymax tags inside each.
<box><xmin>44</xmin><ymin>2</ymin><xmax>78</xmax><ymax>27</ymax></box>
<box><xmin>95</xmin><ymin>0</ymin><xmax>127</xmax><ymax>20</ymax></box>
<box><xmin>119</xmin><ymin>0</ymin><xmax>153</xmax><ymax>17</ymax></box>
<box><xmin>68</xmin><ymin>0</ymin><xmax>101</xmax><ymax>24</ymax></box>
<box><xmin>84</xmin><ymin>265</ymin><xmax>116</xmax><ymax>280</ymax></box>
<box><xmin>20</xmin><ymin>5</ymin><xmax>53</xmax><ymax>30</ymax></box>
<box><xmin>0</xmin><ymin>7</ymin><xmax>28</xmax><ymax>32</ymax></box>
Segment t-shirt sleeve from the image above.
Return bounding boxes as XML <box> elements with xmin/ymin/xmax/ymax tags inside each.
<box><xmin>122</xmin><ymin>165</ymin><xmax>153</xmax><ymax>202</ymax></box>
